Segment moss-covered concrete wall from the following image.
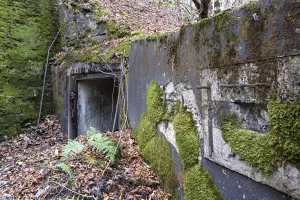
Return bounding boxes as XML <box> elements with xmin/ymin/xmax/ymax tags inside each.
<box><xmin>135</xmin><ymin>81</ymin><xmax>223</xmax><ymax>199</ymax></box>
<box><xmin>52</xmin><ymin>0</ymin><xmax>135</xmax><ymax>129</ymax></box>
<box><xmin>0</xmin><ymin>0</ymin><xmax>58</xmax><ymax>138</ymax></box>
<box><xmin>128</xmin><ymin>0</ymin><xmax>300</xmax><ymax>199</ymax></box>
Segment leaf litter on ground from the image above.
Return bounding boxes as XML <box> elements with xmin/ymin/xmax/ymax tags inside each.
<box><xmin>0</xmin><ymin>116</ymin><xmax>170</xmax><ymax>199</ymax></box>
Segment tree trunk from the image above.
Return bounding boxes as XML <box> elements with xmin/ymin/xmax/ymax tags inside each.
<box><xmin>191</xmin><ymin>0</ymin><xmax>210</xmax><ymax>19</ymax></box>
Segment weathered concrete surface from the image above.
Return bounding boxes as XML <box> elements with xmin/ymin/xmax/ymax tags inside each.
<box><xmin>211</xmin><ymin>0</ymin><xmax>255</xmax><ymax>14</ymax></box>
<box><xmin>77</xmin><ymin>79</ymin><xmax>118</xmax><ymax>135</ymax></box>
<box><xmin>128</xmin><ymin>0</ymin><xmax>300</xmax><ymax>198</ymax></box>
<box><xmin>60</xmin><ymin>2</ymin><xmax>107</xmax><ymax>49</ymax></box>
<box><xmin>52</xmin><ymin>62</ymin><xmax>120</xmax><ymax>132</ymax></box>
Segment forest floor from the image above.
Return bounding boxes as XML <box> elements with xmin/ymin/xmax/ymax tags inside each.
<box><xmin>92</xmin><ymin>0</ymin><xmax>191</xmax><ymax>34</ymax></box>
<box><xmin>0</xmin><ymin>116</ymin><xmax>169</xmax><ymax>199</ymax></box>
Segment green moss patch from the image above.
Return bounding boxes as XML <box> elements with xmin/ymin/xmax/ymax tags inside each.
<box><xmin>146</xmin><ymin>81</ymin><xmax>164</xmax><ymax>122</ymax></box>
<box><xmin>221</xmin><ymin>99</ymin><xmax>300</xmax><ymax>174</ymax></box>
<box><xmin>173</xmin><ymin>108</ymin><xmax>199</xmax><ymax>170</ymax></box>
<box><xmin>268</xmin><ymin>100</ymin><xmax>300</xmax><ymax>167</ymax></box>
<box><xmin>135</xmin><ymin>80</ymin><xmax>223</xmax><ymax>199</ymax></box>
<box><xmin>221</xmin><ymin>114</ymin><xmax>277</xmax><ymax>175</ymax></box>
<box><xmin>184</xmin><ymin>165</ymin><xmax>223</xmax><ymax>200</ymax></box>
<box><xmin>0</xmin><ymin>0</ymin><xmax>58</xmax><ymax>137</ymax></box>
<box><xmin>142</xmin><ymin>136</ymin><xmax>177</xmax><ymax>193</ymax></box>
<box><xmin>136</xmin><ymin>112</ymin><xmax>157</xmax><ymax>149</ymax></box>
<box><xmin>59</xmin><ymin>39</ymin><xmax>132</xmax><ymax>65</ymax></box>
<box><xmin>135</xmin><ymin>80</ymin><xmax>177</xmax><ymax>196</ymax></box>
<box><xmin>173</xmin><ymin>107</ymin><xmax>223</xmax><ymax>200</ymax></box>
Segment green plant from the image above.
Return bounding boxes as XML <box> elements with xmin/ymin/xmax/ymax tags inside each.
<box><xmin>56</xmin><ymin>163</ymin><xmax>73</xmax><ymax>180</ymax></box>
<box><xmin>61</xmin><ymin>141</ymin><xmax>85</xmax><ymax>160</ymax></box>
<box><xmin>86</xmin><ymin>127</ymin><xmax>119</xmax><ymax>161</ymax></box>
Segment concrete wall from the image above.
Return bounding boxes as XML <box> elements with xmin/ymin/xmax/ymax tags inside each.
<box><xmin>52</xmin><ymin>62</ymin><xmax>121</xmax><ymax>132</ymax></box>
<box><xmin>128</xmin><ymin>0</ymin><xmax>300</xmax><ymax>199</ymax></box>
<box><xmin>77</xmin><ymin>79</ymin><xmax>119</xmax><ymax>135</ymax></box>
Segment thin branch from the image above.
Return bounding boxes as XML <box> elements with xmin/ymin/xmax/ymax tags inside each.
<box><xmin>37</xmin><ymin>29</ymin><xmax>61</xmax><ymax>125</ymax></box>
<box><xmin>49</xmin><ymin>181</ymin><xmax>97</xmax><ymax>200</ymax></box>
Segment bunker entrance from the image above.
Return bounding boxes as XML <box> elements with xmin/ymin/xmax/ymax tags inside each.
<box><xmin>68</xmin><ymin>73</ymin><xmax>120</xmax><ymax>139</ymax></box>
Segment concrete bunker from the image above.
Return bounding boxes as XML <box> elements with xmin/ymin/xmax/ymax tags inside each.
<box><xmin>68</xmin><ymin>73</ymin><xmax>120</xmax><ymax>139</ymax></box>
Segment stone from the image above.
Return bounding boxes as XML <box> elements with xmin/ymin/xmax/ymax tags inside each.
<box><xmin>0</xmin><ymin>181</ymin><xmax>7</xmax><ymax>188</ymax></box>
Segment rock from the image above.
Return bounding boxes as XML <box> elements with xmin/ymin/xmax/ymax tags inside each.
<box><xmin>0</xmin><ymin>194</ymin><xmax>10</xmax><ymax>200</ymax></box>
<box><xmin>35</xmin><ymin>186</ymin><xmax>50</xmax><ymax>200</ymax></box>
<box><xmin>23</xmin><ymin>136</ymin><xmax>32</xmax><ymax>144</ymax></box>
<box><xmin>126</xmin><ymin>195</ymin><xmax>134</xmax><ymax>200</ymax></box>
<box><xmin>0</xmin><ymin>181</ymin><xmax>7</xmax><ymax>188</ymax></box>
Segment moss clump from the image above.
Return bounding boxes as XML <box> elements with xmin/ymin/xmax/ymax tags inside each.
<box><xmin>221</xmin><ymin>114</ymin><xmax>277</xmax><ymax>175</ymax></box>
<box><xmin>135</xmin><ymin>80</ymin><xmax>223</xmax><ymax>199</ymax></box>
<box><xmin>136</xmin><ymin>81</ymin><xmax>164</xmax><ymax>148</ymax></box>
<box><xmin>94</xmin><ymin>7</ymin><xmax>110</xmax><ymax>23</ymax></box>
<box><xmin>184</xmin><ymin>165</ymin><xmax>223</xmax><ymax>200</ymax></box>
<box><xmin>130</xmin><ymin>30</ymin><xmax>144</xmax><ymax>36</ymax></box>
<box><xmin>268</xmin><ymin>100</ymin><xmax>300</xmax><ymax>167</ymax></box>
<box><xmin>135</xmin><ymin>80</ymin><xmax>177</xmax><ymax>197</ymax></box>
<box><xmin>142</xmin><ymin>136</ymin><xmax>177</xmax><ymax>193</ymax></box>
<box><xmin>146</xmin><ymin>80</ymin><xmax>164</xmax><ymax>121</ymax></box>
<box><xmin>72</xmin><ymin>40</ymin><xmax>132</xmax><ymax>64</ymax></box>
<box><xmin>104</xmin><ymin>40</ymin><xmax>132</xmax><ymax>60</ymax></box>
<box><xmin>105</xmin><ymin>21</ymin><xmax>131</xmax><ymax>39</ymax></box>
<box><xmin>173</xmin><ymin>108</ymin><xmax>199</xmax><ymax>170</ymax></box>
<box><xmin>0</xmin><ymin>0</ymin><xmax>58</xmax><ymax>138</ymax></box>
<box><xmin>214</xmin><ymin>10</ymin><xmax>231</xmax><ymax>30</ymax></box>
<box><xmin>221</xmin><ymin>99</ymin><xmax>300</xmax><ymax>174</ymax></box>
<box><xmin>173</xmin><ymin>107</ymin><xmax>223</xmax><ymax>200</ymax></box>
<box><xmin>136</xmin><ymin>112</ymin><xmax>157</xmax><ymax>148</ymax></box>
<box><xmin>133</xmin><ymin>32</ymin><xmax>168</xmax><ymax>43</ymax></box>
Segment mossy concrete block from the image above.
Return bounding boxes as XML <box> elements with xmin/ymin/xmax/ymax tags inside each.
<box><xmin>0</xmin><ymin>0</ymin><xmax>58</xmax><ymax>138</ymax></box>
<box><xmin>128</xmin><ymin>1</ymin><xmax>300</xmax><ymax>199</ymax></box>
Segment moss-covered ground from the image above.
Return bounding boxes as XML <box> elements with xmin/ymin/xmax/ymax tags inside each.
<box><xmin>0</xmin><ymin>0</ymin><xmax>58</xmax><ymax>138</ymax></box>
<box><xmin>221</xmin><ymin>99</ymin><xmax>300</xmax><ymax>174</ymax></box>
<box><xmin>135</xmin><ymin>80</ymin><xmax>223</xmax><ymax>199</ymax></box>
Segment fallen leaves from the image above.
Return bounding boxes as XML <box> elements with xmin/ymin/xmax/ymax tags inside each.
<box><xmin>0</xmin><ymin>116</ymin><xmax>170</xmax><ymax>199</ymax></box>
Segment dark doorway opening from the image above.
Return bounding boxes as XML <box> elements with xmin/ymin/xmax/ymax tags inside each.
<box><xmin>68</xmin><ymin>73</ymin><xmax>120</xmax><ymax>139</ymax></box>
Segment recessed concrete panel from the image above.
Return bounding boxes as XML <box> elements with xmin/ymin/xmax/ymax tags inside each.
<box><xmin>77</xmin><ymin>78</ymin><xmax>119</xmax><ymax>135</ymax></box>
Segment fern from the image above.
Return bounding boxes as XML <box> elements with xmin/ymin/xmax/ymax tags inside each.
<box><xmin>86</xmin><ymin>127</ymin><xmax>119</xmax><ymax>161</ymax></box>
<box><xmin>61</xmin><ymin>140</ymin><xmax>85</xmax><ymax>160</ymax></box>
<box><xmin>56</xmin><ymin>163</ymin><xmax>73</xmax><ymax>180</ymax></box>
